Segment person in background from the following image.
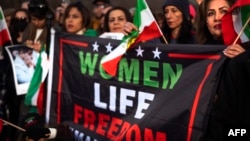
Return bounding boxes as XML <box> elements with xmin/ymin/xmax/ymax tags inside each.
<box><xmin>124</xmin><ymin>0</ymin><xmax>195</xmax><ymax>44</ymax></box>
<box><xmin>62</xmin><ymin>1</ymin><xmax>97</xmax><ymax>36</ymax></box>
<box><xmin>195</xmin><ymin>0</ymin><xmax>245</xmax><ymax>58</ymax></box>
<box><xmin>18</xmin><ymin>113</ymin><xmax>73</xmax><ymax>141</ymax></box>
<box><xmin>2</xmin><ymin>8</ymin><xmax>31</xmax><ymax>141</ymax></box>
<box><xmin>100</xmin><ymin>6</ymin><xmax>132</xmax><ymax>40</ymax></box>
<box><xmin>153</xmin><ymin>10</ymin><xmax>165</xmax><ymax>28</ymax></box>
<box><xmin>90</xmin><ymin>0</ymin><xmax>111</xmax><ymax>31</ymax></box>
<box><xmin>54</xmin><ymin>0</ymin><xmax>70</xmax><ymax>31</ymax></box>
<box><xmin>129</xmin><ymin>7</ymin><xmax>136</xmax><ymax>17</ymax></box>
<box><xmin>196</xmin><ymin>0</ymin><xmax>203</xmax><ymax>5</ymax></box>
<box><xmin>8</xmin><ymin>0</ymin><xmax>54</xmax><ymax>139</ymax></box>
<box><xmin>189</xmin><ymin>3</ymin><xmax>196</xmax><ymax>28</ymax></box>
<box><xmin>9</xmin><ymin>9</ymin><xmax>30</xmax><ymax>44</ymax></box>
<box><xmin>3</xmin><ymin>8</ymin><xmax>15</xmax><ymax>27</ymax></box>
<box><xmin>3</xmin><ymin>9</ymin><xmax>30</xmax><ymax>141</ymax></box>
<box><xmin>22</xmin><ymin>0</ymin><xmax>54</xmax><ymax>52</ymax></box>
<box><xmin>21</xmin><ymin>0</ymin><xmax>30</xmax><ymax>10</ymax></box>
<box><xmin>96</xmin><ymin>5</ymin><xmax>113</xmax><ymax>35</ymax></box>
<box><xmin>161</xmin><ymin>0</ymin><xmax>195</xmax><ymax>43</ymax></box>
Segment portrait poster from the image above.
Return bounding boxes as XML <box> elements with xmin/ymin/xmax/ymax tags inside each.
<box><xmin>5</xmin><ymin>45</ymin><xmax>39</xmax><ymax>95</ymax></box>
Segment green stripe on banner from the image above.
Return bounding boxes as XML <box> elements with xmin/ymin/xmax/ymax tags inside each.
<box><xmin>241</xmin><ymin>6</ymin><xmax>250</xmax><ymax>39</ymax></box>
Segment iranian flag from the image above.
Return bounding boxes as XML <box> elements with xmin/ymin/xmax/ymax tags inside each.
<box><xmin>25</xmin><ymin>47</ymin><xmax>49</xmax><ymax>114</ymax></box>
<box><xmin>101</xmin><ymin>0</ymin><xmax>163</xmax><ymax>76</ymax></box>
<box><xmin>222</xmin><ymin>0</ymin><xmax>250</xmax><ymax>45</ymax></box>
<box><xmin>0</xmin><ymin>7</ymin><xmax>11</xmax><ymax>46</ymax></box>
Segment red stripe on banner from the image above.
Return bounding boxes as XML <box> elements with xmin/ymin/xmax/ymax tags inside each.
<box><xmin>57</xmin><ymin>40</ymin><xmax>64</xmax><ymax>124</ymax></box>
<box><xmin>61</xmin><ymin>39</ymin><xmax>88</xmax><ymax>47</ymax></box>
<box><xmin>57</xmin><ymin>39</ymin><xmax>89</xmax><ymax>123</ymax></box>
<box><xmin>0</xmin><ymin>29</ymin><xmax>10</xmax><ymax>46</ymax></box>
<box><xmin>168</xmin><ymin>53</ymin><xmax>221</xmax><ymax>60</ymax></box>
<box><xmin>186</xmin><ymin>63</ymin><xmax>213</xmax><ymax>141</ymax></box>
<box><xmin>168</xmin><ymin>52</ymin><xmax>219</xmax><ymax>140</ymax></box>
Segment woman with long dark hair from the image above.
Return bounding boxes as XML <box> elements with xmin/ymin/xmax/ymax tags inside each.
<box><xmin>9</xmin><ymin>9</ymin><xmax>30</xmax><ymax>45</ymax></box>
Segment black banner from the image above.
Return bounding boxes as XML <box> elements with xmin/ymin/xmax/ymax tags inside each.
<box><xmin>49</xmin><ymin>32</ymin><xmax>226</xmax><ymax>141</ymax></box>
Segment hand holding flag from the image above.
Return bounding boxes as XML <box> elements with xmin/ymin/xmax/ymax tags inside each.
<box><xmin>101</xmin><ymin>0</ymin><xmax>163</xmax><ymax>76</ymax></box>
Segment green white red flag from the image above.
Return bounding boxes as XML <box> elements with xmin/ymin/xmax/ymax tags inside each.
<box><xmin>101</xmin><ymin>0</ymin><xmax>163</xmax><ymax>76</ymax></box>
<box><xmin>0</xmin><ymin>6</ymin><xmax>12</xmax><ymax>47</ymax></box>
<box><xmin>222</xmin><ymin>0</ymin><xmax>250</xmax><ymax>45</ymax></box>
<box><xmin>25</xmin><ymin>46</ymin><xmax>49</xmax><ymax>114</ymax></box>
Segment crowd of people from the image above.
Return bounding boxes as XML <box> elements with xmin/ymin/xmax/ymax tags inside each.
<box><xmin>0</xmin><ymin>0</ymin><xmax>249</xmax><ymax>140</ymax></box>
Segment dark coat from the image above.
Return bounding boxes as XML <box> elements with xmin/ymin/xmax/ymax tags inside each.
<box><xmin>205</xmin><ymin>50</ymin><xmax>250</xmax><ymax>141</ymax></box>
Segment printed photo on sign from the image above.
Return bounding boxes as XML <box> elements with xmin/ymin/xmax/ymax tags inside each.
<box><xmin>5</xmin><ymin>45</ymin><xmax>39</xmax><ymax>95</ymax></box>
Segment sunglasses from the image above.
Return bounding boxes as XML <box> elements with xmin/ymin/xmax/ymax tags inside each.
<box><xmin>13</xmin><ymin>17</ymin><xmax>27</xmax><ymax>21</ymax></box>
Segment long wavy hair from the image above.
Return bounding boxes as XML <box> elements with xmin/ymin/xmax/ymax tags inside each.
<box><xmin>195</xmin><ymin>0</ymin><xmax>236</xmax><ymax>44</ymax></box>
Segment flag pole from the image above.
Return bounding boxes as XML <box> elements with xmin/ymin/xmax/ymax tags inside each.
<box><xmin>1</xmin><ymin>119</ymin><xmax>25</xmax><ymax>132</ymax></box>
<box><xmin>161</xmin><ymin>35</ymin><xmax>168</xmax><ymax>44</ymax></box>
<box><xmin>233</xmin><ymin>16</ymin><xmax>250</xmax><ymax>44</ymax></box>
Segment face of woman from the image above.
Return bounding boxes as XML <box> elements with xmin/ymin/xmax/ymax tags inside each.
<box><xmin>65</xmin><ymin>7</ymin><xmax>83</xmax><ymax>34</ymax></box>
<box><xmin>206</xmin><ymin>0</ymin><xmax>230</xmax><ymax>39</ymax></box>
<box><xmin>164</xmin><ymin>6</ymin><xmax>183</xmax><ymax>30</ymax></box>
<box><xmin>108</xmin><ymin>9</ymin><xmax>127</xmax><ymax>33</ymax></box>
<box><xmin>31</xmin><ymin>16</ymin><xmax>45</xmax><ymax>29</ymax></box>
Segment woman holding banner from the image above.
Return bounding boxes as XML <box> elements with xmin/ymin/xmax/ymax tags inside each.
<box><xmin>99</xmin><ymin>6</ymin><xmax>133</xmax><ymax>40</ymax></box>
<box><xmin>195</xmin><ymin>0</ymin><xmax>250</xmax><ymax>140</ymax></box>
